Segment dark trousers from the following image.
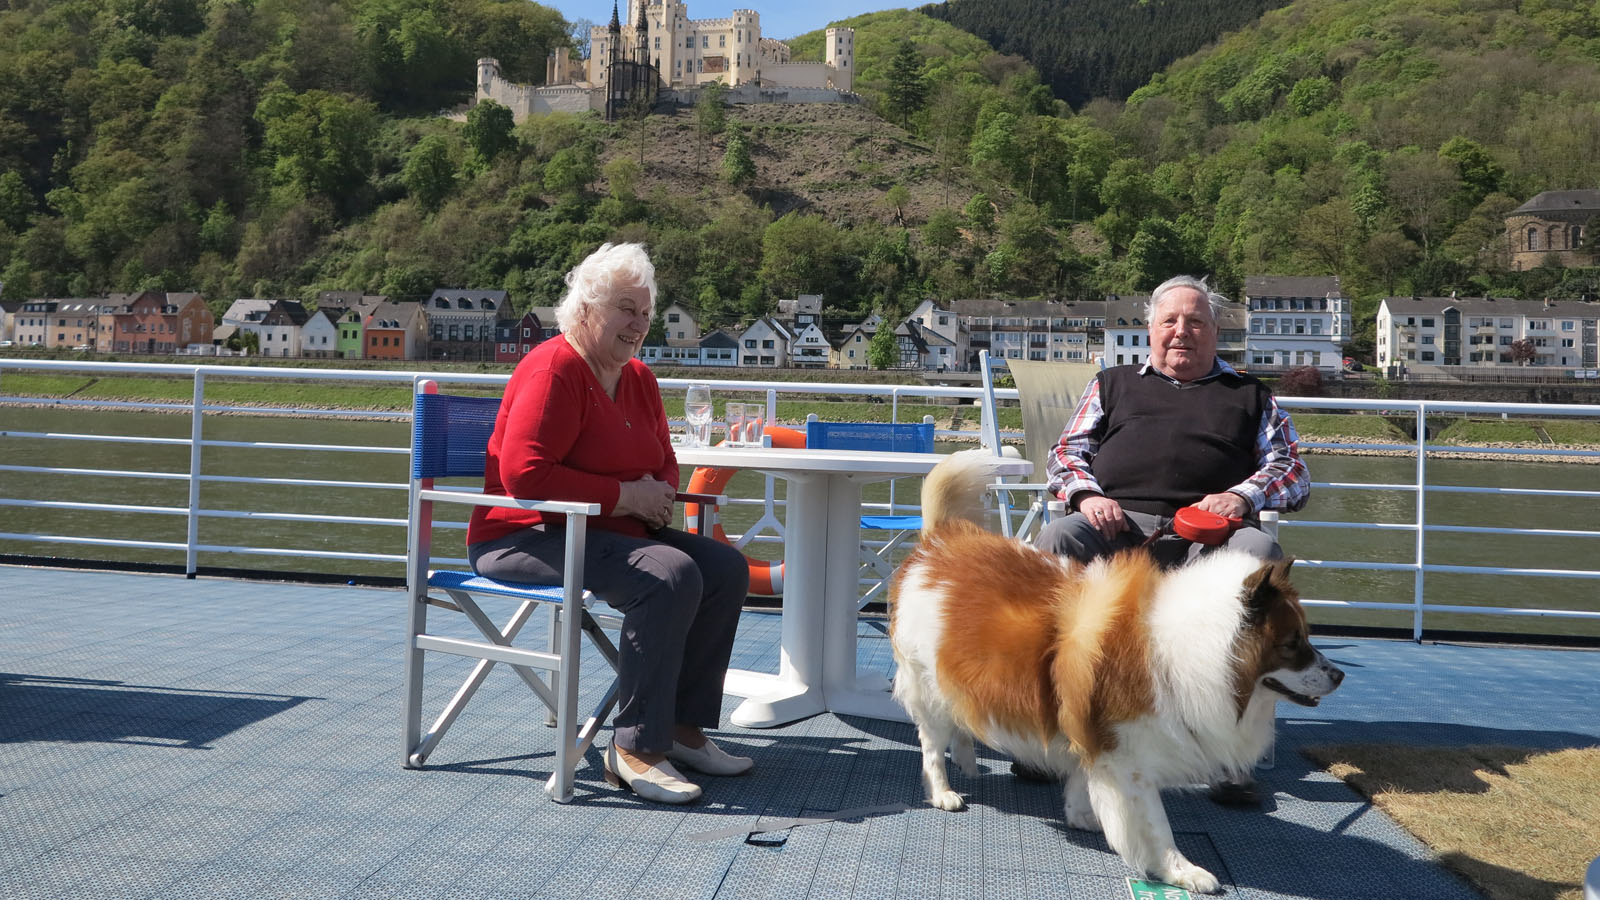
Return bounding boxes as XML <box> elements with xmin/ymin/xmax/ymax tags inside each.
<box><xmin>469</xmin><ymin>525</ymin><xmax>750</xmax><ymax>754</ymax></box>
<box><xmin>1037</xmin><ymin>508</ymin><xmax>1282</xmax><ymax>568</ymax></box>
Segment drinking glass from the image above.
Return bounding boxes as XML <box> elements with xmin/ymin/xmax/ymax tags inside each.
<box><xmin>684</xmin><ymin>384</ymin><xmax>713</xmax><ymax>447</ymax></box>
<box><xmin>724</xmin><ymin>402</ymin><xmax>746</xmax><ymax>444</ymax></box>
<box><xmin>745</xmin><ymin>403</ymin><xmax>764</xmax><ymax>444</ymax></box>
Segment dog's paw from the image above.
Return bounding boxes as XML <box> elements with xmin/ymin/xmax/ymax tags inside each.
<box><xmin>928</xmin><ymin>789</ymin><xmax>966</xmax><ymax>811</ymax></box>
<box><xmin>1065</xmin><ymin>805</ymin><xmax>1102</xmax><ymax>832</ymax></box>
<box><xmin>1161</xmin><ymin>863</ymin><xmax>1220</xmax><ymax>895</ymax></box>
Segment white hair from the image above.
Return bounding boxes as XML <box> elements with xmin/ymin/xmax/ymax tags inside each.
<box><xmin>554</xmin><ymin>242</ymin><xmax>658</xmax><ymax>334</ymax></box>
<box><xmin>1146</xmin><ymin>275</ymin><xmax>1226</xmax><ymax>323</ymax></box>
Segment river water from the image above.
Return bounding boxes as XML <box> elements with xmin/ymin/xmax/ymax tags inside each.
<box><xmin>2</xmin><ymin>405</ymin><xmax>1596</xmax><ymax>639</ymax></box>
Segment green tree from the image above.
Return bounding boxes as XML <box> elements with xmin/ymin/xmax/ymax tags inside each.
<box><xmin>197</xmin><ymin>200</ymin><xmax>235</xmax><ymax>253</ymax></box>
<box><xmin>463</xmin><ymin>100</ymin><xmax>515</xmax><ymax>169</ymax></box>
<box><xmin>882</xmin><ymin>184</ymin><xmax>911</xmax><ymax>226</ymax></box>
<box><xmin>602</xmin><ymin>156</ymin><xmax>641</xmax><ymax>202</ymax></box>
<box><xmin>885</xmin><ymin>40</ymin><xmax>927</xmax><ymax>127</ymax></box>
<box><xmin>760</xmin><ymin>213</ymin><xmax>841</xmax><ymax>298</ymax></box>
<box><xmin>543</xmin><ymin>144</ymin><xmax>597</xmax><ymax>196</ymax></box>
<box><xmin>722</xmin><ymin>129</ymin><xmax>754</xmax><ymax>185</ymax></box>
<box><xmin>694</xmin><ymin>81</ymin><xmax>728</xmax><ymax>171</ymax></box>
<box><xmin>402</xmin><ymin>134</ymin><xmax>456</xmax><ymax>211</ymax></box>
<box><xmin>923</xmin><ymin>208</ymin><xmax>962</xmax><ymax>250</ymax></box>
<box><xmin>0</xmin><ymin>170</ymin><xmax>30</xmax><ymax>232</ymax></box>
<box><xmin>868</xmin><ymin>321</ymin><xmax>898</xmax><ymax>369</ymax></box>
<box><xmin>255</xmin><ymin>87</ymin><xmax>378</xmax><ymax>208</ymax></box>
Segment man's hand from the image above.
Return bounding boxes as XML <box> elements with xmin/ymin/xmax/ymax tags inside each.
<box><xmin>1078</xmin><ymin>494</ymin><xmax>1126</xmax><ymax>537</ymax></box>
<box><xmin>617</xmin><ymin>475</ymin><xmax>676</xmax><ymax>530</ymax></box>
<box><xmin>1195</xmin><ymin>491</ymin><xmax>1250</xmax><ymax>519</ymax></box>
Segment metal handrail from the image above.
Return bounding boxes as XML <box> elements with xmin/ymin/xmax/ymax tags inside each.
<box><xmin>4</xmin><ymin>358</ymin><xmax>1600</xmax><ymax>640</ymax></box>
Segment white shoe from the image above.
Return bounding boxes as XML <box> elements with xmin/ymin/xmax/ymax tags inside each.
<box><xmin>666</xmin><ymin>737</ymin><xmax>754</xmax><ymax>776</ymax></box>
<box><xmin>604</xmin><ymin>744</ymin><xmax>702</xmax><ymax>804</ymax></box>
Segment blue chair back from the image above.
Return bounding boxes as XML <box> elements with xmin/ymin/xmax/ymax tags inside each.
<box><xmin>412</xmin><ymin>392</ymin><xmax>502</xmax><ymax>479</ymax></box>
<box><xmin>805</xmin><ymin>419</ymin><xmax>935</xmax><ymax>453</ymax></box>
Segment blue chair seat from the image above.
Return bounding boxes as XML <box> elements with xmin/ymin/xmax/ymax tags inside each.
<box><xmin>859</xmin><ymin>515</ymin><xmax>923</xmax><ymax>531</ymax></box>
<box><xmin>428</xmin><ymin>569</ymin><xmax>573</xmax><ymax>604</ymax></box>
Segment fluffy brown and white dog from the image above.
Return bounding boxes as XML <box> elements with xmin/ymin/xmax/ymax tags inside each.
<box><xmin>889</xmin><ymin>450</ymin><xmax>1343</xmax><ymax>893</ymax></box>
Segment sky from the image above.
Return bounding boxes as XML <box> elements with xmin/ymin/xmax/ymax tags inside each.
<box><xmin>552</xmin><ymin>1</ymin><xmax>913</xmax><ymax>42</ymax></box>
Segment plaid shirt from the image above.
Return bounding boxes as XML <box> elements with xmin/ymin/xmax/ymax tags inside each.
<box><xmin>1045</xmin><ymin>360</ymin><xmax>1309</xmax><ymax>514</ymax></box>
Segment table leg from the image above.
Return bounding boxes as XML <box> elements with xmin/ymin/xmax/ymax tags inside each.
<box><xmin>819</xmin><ymin>473</ymin><xmax>909</xmax><ymax>724</ymax></box>
<box><xmin>728</xmin><ymin>472</ymin><xmax>827</xmax><ymax>727</ymax></box>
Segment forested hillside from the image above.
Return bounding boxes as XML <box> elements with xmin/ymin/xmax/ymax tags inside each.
<box><xmin>918</xmin><ymin>0</ymin><xmax>1292</xmax><ymax>107</ymax></box>
<box><xmin>3</xmin><ymin>0</ymin><xmax>1599</xmax><ymax>357</ymax></box>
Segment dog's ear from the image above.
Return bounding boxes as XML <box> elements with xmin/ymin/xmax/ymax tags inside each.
<box><xmin>1243</xmin><ymin>557</ymin><xmax>1294</xmax><ymax>622</ymax></box>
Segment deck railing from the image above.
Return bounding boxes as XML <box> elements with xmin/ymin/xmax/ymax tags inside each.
<box><xmin>3</xmin><ymin>359</ymin><xmax>1599</xmax><ymax>641</ymax></box>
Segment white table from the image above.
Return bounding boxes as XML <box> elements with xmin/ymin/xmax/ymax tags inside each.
<box><xmin>676</xmin><ymin>446</ymin><xmax>1032</xmax><ymax>727</ymax></box>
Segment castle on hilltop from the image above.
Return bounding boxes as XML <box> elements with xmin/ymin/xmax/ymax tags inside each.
<box><xmin>475</xmin><ymin>0</ymin><xmax>855</xmax><ymax>123</ymax></box>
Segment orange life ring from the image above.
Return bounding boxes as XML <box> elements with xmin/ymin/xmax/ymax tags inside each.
<box><xmin>684</xmin><ymin>424</ymin><xmax>806</xmax><ymax>597</ymax></box>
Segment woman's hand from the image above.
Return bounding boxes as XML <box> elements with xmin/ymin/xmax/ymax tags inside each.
<box><xmin>617</xmin><ymin>474</ymin><xmax>676</xmax><ymax>530</ymax></box>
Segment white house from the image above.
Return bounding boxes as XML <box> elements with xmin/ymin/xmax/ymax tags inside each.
<box><xmin>662</xmin><ymin>302</ymin><xmax>700</xmax><ymax>347</ymax></box>
<box><xmin>1376</xmin><ymin>295</ymin><xmax>1600</xmax><ymax>371</ymax></box>
<box><xmin>1101</xmin><ymin>294</ymin><xmax>1152</xmax><ymax>367</ymax></box>
<box><xmin>220</xmin><ymin>298</ymin><xmax>273</xmax><ymax>336</ymax></box>
<box><xmin>301</xmin><ymin>308</ymin><xmax>342</xmax><ymax>358</ymax></box>
<box><xmin>738</xmin><ymin>317</ymin><xmax>791</xmax><ymax>367</ymax></box>
<box><xmin>905</xmin><ymin>299</ymin><xmax>970</xmax><ymax>372</ymax></box>
<box><xmin>1243</xmin><ymin>276</ymin><xmax>1350</xmax><ymax>372</ymax></box>
<box><xmin>258</xmin><ymin>300</ymin><xmax>310</xmax><ymax>358</ymax></box>
<box><xmin>789</xmin><ymin>322</ymin><xmax>831</xmax><ymax>368</ymax></box>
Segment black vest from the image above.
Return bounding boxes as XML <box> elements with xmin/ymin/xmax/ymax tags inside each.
<box><xmin>1091</xmin><ymin>365</ymin><xmax>1269</xmax><ymax>517</ymax></box>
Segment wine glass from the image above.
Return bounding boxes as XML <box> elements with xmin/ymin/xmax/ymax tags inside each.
<box><xmin>684</xmin><ymin>384</ymin><xmax>713</xmax><ymax>447</ymax></box>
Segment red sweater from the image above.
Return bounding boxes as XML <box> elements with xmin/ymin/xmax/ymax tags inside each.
<box><xmin>467</xmin><ymin>335</ymin><xmax>680</xmax><ymax>545</ymax></box>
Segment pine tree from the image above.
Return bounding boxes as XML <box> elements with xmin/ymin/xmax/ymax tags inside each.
<box><xmin>885</xmin><ymin>40</ymin><xmax>927</xmax><ymax>127</ymax></box>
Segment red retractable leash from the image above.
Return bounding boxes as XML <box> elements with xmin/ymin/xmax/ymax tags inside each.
<box><xmin>1137</xmin><ymin>505</ymin><xmax>1245</xmax><ymax>548</ymax></box>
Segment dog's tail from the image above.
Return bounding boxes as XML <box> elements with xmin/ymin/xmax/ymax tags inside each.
<box><xmin>920</xmin><ymin>448</ymin><xmax>1001</xmax><ymax>535</ymax></box>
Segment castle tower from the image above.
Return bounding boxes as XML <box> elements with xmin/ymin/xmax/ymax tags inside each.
<box><xmin>634</xmin><ymin>0</ymin><xmax>649</xmax><ymax>66</ymax></box>
<box><xmin>825</xmin><ymin>26</ymin><xmax>854</xmax><ymax>92</ymax></box>
<box><xmin>730</xmin><ymin>9</ymin><xmax>760</xmax><ymax>86</ymax></box>
<box><xmin>476</xmin><ymin>57</ymin><xmax>500</xmax><ymax>102</ymax></box>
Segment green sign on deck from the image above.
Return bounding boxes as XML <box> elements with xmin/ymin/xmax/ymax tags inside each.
<box><xmin>1127</xmin><ymin>878</ymin><xmax>1193</xmax><ymax>900</ymax></box>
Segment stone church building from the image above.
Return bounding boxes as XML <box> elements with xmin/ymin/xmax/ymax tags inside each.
<box><xmin>1505</xmin><ymin>189</ymin><xmax>1598</xmax><ymax>271</ymax></box>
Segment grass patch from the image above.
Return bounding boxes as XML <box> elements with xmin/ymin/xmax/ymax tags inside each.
<box><xmin>1292</xmin><ymin>413</ymin><xmax>1406</xmax><ymax>441</ymax></box>
<box><xmin>1303</xmin><ymin>743</ymin><xmax>1598</xmax><ymax>900</ymax></box>
<box><xmin>0</xmin><ymin>373</ymin><xmax>95</xmax><ymax>396</ymax></box>
<box><xmin>1540</xmin><ymin>420</ymin><xmax>1600</xmax><ymax>444</ymax></box>
<box><xmin>1434</xmin><ymin>419</ymin><xmax>1545</xmax><ymax>443</ymax></box>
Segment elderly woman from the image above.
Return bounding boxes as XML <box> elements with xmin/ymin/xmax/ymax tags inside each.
<box><xmin>467</xmin><ymin>243</ymin><xmax>752</xmax><ymax>804</ymax></box>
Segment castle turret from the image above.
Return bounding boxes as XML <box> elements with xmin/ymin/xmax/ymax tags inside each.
<box><xmin>476</xmin><ymin>57</ymin><xmax>500</xmax><ymax>101</ymax></box>
<box><xmin>825</xmin><ymin>26</ymin><xmax>854</xmax><ymax>92</ymax></box>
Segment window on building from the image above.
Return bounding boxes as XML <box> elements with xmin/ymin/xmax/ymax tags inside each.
<box><xmin>1528</xmin><ymin>227</ymin><xmax>1539</xmax><ymax>251</ymax></box>
<box><xmin>1563</xmin><ymin>320</ymin><xmax>1575</xmax><ymax>331</ymax></box>
<box><xmin>744</xmin><ymin>339</ymin><xmax>755</xmax><ymax>348</ymax></box>
<box><xmin>702</xmin><ymin>35</ymin><xmax>709</xmax><ymax>48</ymax></box>
<box><xmin>719</xmin><ymin>34</ymin><xmax>726</xmax><ymax>47</ymax></box>
<box><xmin>762</xmin><ymin>339</ymin><xmax>774</xmax><ymax>349</ymax></box>
<box><xmin>1422</xmin><ymin>335</ymin><xmax>1435</xmax><ymax>345</ymax></box>
<box><xmin>1422</xmin><ymin>318</ymin><xmax>1435</xmax><ymax>327</ymax></box>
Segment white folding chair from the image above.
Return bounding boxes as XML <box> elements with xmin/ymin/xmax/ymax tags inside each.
<box><xmin>402</xmin><ymin>380</ymin><xmax>721</xmax><ymax>801</ymax></box>
<box><xmin>977</xmin><ymin>350</ymin><xmax>1100</xmax><ymax>540</ymax></box>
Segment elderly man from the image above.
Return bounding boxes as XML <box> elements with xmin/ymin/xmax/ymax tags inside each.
<box><xmin>1036</xmin><ymin>274</ymin><xmax>1308</xmax><ymax>567</ymax></box>
<box><xmin>1026</xmin><ymin>274</ymin><xmax>1310</xmax><ymax>805</ymax></box>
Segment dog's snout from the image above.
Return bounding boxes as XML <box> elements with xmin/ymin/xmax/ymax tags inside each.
<box><xmin>1328</xmin><ymin>665</ymin><xmax>1345</xmax><ymax>687</ymax></box>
